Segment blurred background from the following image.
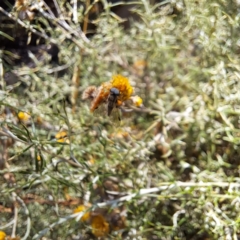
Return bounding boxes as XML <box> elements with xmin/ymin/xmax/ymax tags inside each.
<box><xmin>1</xmin><ymin>0</ymin><xmax>240</xmax><ymax>239</ymax></box>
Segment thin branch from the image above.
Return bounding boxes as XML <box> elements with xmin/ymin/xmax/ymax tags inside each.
<box><xmin>35</xmin><ymin>1</ymin><xmax>90</xmax><ymax>46</ymax></box>
<box><xmin>33</xmin><ymin>212</ymin><xmax>84</xmax><ymax>240</ymax></box>
<box><xmin>11</xmin><ymin>193</ymin><xmax>18</xmax><ymax>238</ymax></box>
<box><xmin>1</xmin><ymin>128</ymin><xmax>28</xmax><ymax>144</ymax></box>
<box><xmin>32</xmin><ymin>181</ymin><xmax>240</xmax><ymax>239</ymax></box>
<box><xmin>13</xmin><ymin>193</ymin><xmax>31</xmax><ymax>240</ymax></box>
<box><xmin>72</xmin><ymin>0</ymin><xmax>78</xmax><ymax>24</ymax></box>
<box><xmin>0</xmin><ymin>219</ymin><xmax>15</xmax><ymax>230</ymax></box>
<box><xmin>0</xmin><ymin>7</ymin><xmax>57</xmax><ymax>44</ymax></box>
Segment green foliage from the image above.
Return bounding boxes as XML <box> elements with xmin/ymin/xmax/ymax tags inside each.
<box><xmin>1</xmin><ymin>0</ymin><xmax>240</xmax><ymax>239</ymax></box>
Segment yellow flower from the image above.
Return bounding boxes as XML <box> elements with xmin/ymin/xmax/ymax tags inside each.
<box><xmin>0</xmin><ymin>231</ymin><xmax>6</xmax><ymax>240</ymax></box>
<box><xmin>133</xmin><ymin>59</ymin><xmax>147</xmax><ymax>70</ymax></box>
<box><xmin>88</xmin><ymin>158</ymin><xmax>95</xmax><ymax>165</ymax></box>
<box><xmin>73</xmin><ymin>204</ymin><xmax>91</xmax><ymax>222</ymax></box>
<box><xmin>91</xmin><ymin>215</ymin><xmax>109</xmax><ymax>237</ymax></box>
<box><xmin>111</xmin><ymin>75</ymin><xmax>133</xmax><ymax>102</ymax></box>
<box><xmin>55</xmin><ymin>130</ymin><xmax>69</xmax><ymax>143</ymax></box>
<box><xmin>18</xmin><ymin>111</ymin><xmax>30</xmax><ymax>122</ymax></box>
<box><xmin>110</xmin><ymin>130</ymin><xmax>129</xmax><ymax>139</ymax></box>
<box><xmin>131</xmin><ymin>95</ymin><xmax>143</xmax><ymax>107</ymax></box>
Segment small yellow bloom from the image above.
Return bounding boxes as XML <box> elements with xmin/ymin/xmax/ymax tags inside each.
<box><xmin>111</xmin><ymin>75</ymin><xmax>133</xmax><ymax>102</ymax></box>
<box><xmin>88</xmin><ymin>158</ymin><xmax>95</xmax><ymax>165</ymax></box>
<box><xmin>91</xmin><ymin>215</ymin><xmax>109</xmax><ymax>237</ymax></box>
<box><xmin>18</xmin><ymin>111</ymin><xmax>30</xmax><ymax>122</ymax></box>
<box><xmin>0</xmin><ymin>231</ymin><xmax>6</xmax><ymax>240</ymax></box>
<box><xmin>37</xmin><ymin>155</ymin><xmax>41</xmax><ymax>161</ymax></box>
<box><xmin>74</xmin><ymin>204</ymin><xmax>91</xmax><ymax>222</ymax></box>
<box><xmin>133</xmin><ymin>60</ymin><xmax>147</xmax><ymax>70</ymax></box>
<box><xmin>110</xmin><ymin>130</ymin><xmax>129</xmax><ymax>139</ymax></box>
<box><xmin>36</xmin><ymin>116</ymin><xmax>43</xmax><ymax>125</ymax></box>
<box><xmin>131</xmin><ymin>95</ymin><xmax>143</xmax><ymax>107</ymax></box>
<box><xmin>55</xmin><ymin>130</ymin><xmax>69</xmax><ymax>143</ymax></box>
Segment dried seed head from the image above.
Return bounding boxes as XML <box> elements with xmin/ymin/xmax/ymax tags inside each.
<box><xmin>82</xmin><ymin>86</ymin><xmax>97</xmax><ymax>100</ymax></box>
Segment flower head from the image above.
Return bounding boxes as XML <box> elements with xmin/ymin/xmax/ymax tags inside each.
<box><xmin>0</xmin><ymin>231</ymin><xmax>6</xmax><ymax>240</ymax></box>
<box><xmin>133</xmin><ymin>60</ymin><xmax>147</xmax><ymax>69</ymax></box>
<box><xmin>111</xmin><ymin>75</ymin><xmax>133</xmax><ymax>102</ymax></box>
<box><xmin>85</xmin><ymin>75</ymin><xmax>135</xmax><ymax>114</ymax></box>
<box><xmin>82</xmin><ymin>86</ymin><xmax>97</xmax><ymax>100</ymax></box>
<box><xmin>131</xmin><ymin>95</ymin><xmax>143</xmax><ymax>107</ymax></box>
<box><xmin>37</xmin><ymin>154</ymin><xmax>41</xmax><ymax>161</ymax></box>
<box><xmin>74</xmin><ymin>204</ymin><xmax>91</xmax><ymax>222</ymax></box>
<box><xmin>18</xmin><ymin>111</ymin><xmax>31</xmax><ymax>122</ymax></box>
<box><xmin>55</xmin><ymin>130</ymin><xmax>69</xmax><ymax>143</ymax></box>
<box><xmin>91</xmin><ymin>215</ymin><xmax>109</xmax><ymax>237</ymax></box>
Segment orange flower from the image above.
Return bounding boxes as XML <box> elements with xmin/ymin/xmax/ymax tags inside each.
<box><xmin>73</xmin><ymin>204</ymin><xmax>91</xmax><ymax>222</ymax></box>
<box><xmin>111</xmin><ymin>75</ymin><xmax>133</xmax><ymax>102</ymax></box>
<box><xmin>91</xmin><ymin>215</ymin><xmax>109</xmax><ymax>237</ymax></box>
<box><xmin>0</xmin><ymin>231</ymin><xmax>6</xmax><ymax>240</ymax></box>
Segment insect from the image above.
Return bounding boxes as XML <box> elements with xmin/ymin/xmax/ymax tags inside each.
<box><xmin>82</xmin><ymin>75</ymin><xmax>140</xmax><ymax>122</ymax></box>
<box><xmin>107</xmin><ymin>88</ymin><xmax>120</xmax><ymax>116</ymax></box>
<box><xmin>89</xmin><ymin>82</ymin><xmax>112</xmax><ymax>112</ymax></box>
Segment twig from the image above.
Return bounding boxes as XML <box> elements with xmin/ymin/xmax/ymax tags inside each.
<box><xmin>96</xmin><ymin>181</ymin><xmax>240</xmax><ymax>208</ymax></box>
<box><xmin>72</xmin><ymin>0</ymin><xmax>78</xmax><ymax>24</ymax></box>
<box><xmin>0</xmin><ymin>219</ymin><xmax>15</xmax><ymax>230</ymax></box>
<box><xmin>173</xmin><ymin>209</ymin><xmax>186</xmax><ymax>228</ymax></box>
<box><xmin>32</xmin><ymin>181</ymin><xmax>240</xmax><ymax>239</ymax></box>
<box><xmin>0</xmin><ymin>127</ymin><xmax>36</xmax><ymax>163</ymax></box>
<box><xmin>36</xmin><ymin>1</ymin><xmax>90</xmax><ymax>46</ymax></box>
<box><xmin>0</xmin><ymin>7</ymin><xmax>57</xmax><ymax>44</ymax></box>
<box><xmin>33</xmin><ymin>212</ymin><xmax>84</xmax><ymax>240</ymax></box>
<box><xmin>83</xmin><ymin>0</ymin><xmax>90</xmax><ymax>34</ymax></box>
<box><xmin>11</xmin><ymin>193</ymin><xmax>18</xmax><ymax>238</ymax></box>
<box><xmin>1</xmin><ymin>128</ymin><xmax>28</xmax><ymax>144</ymax></box>
<box><xmin>0</xmin><ymin>53</ymin><xmax>5</xmax><ymax>91</ymax></box>
<box><xmin>15</xmin><ymin>193</ymin><xmax>31</xmax><ymax>240</ymax></box>
<box><xmin>71</xmin><ymin>63</ymin><xmax>80</xmax><ymax>112</ymax></box>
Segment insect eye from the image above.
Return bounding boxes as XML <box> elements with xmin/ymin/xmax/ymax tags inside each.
<box><xmin>110</xmin><ymin>88</ymin><xmax>120</xmax><ymax>95</ymax></box>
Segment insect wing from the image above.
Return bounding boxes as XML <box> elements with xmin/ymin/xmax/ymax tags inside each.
<box><xmin>110</xmin><ymin>107</ymin><xmax>122</xmax><ymax>123</ymax></box>
<box><xmin>92</xmin><ymin>104</ymin><xmax>122</xmax><ymax>125</ymax></box>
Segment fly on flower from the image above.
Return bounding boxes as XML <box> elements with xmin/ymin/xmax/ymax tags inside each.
<box><xmin>93</xmin><ymin>91</ymin><xmax>122</xmax><ymax>123</ymax></box>
<box><xmin>107</xmin><ymin>88</ymin><xmax>120</xmax><ymax>116</ymax></box>
<box><xmin>82</xmin><ymin>75</ymin><xmax>141</xmax><ymax>122</ymax></box>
